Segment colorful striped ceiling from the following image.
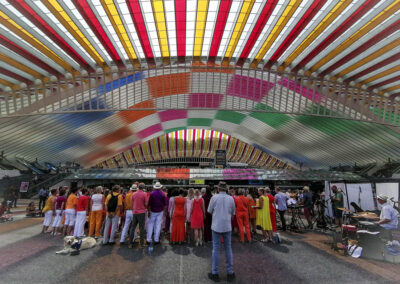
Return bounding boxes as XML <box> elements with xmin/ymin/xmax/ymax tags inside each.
<box><xmin>0</xmin><ymin>69</ymin><xmax>399</xmax><ymax>169</ymax></box>
<box><xmin>98</xmin><ymin>129</ymin><xmax>291</xmax><ymax>169</ymax></box>
<box><xmin>0</xmin><ymin>0</ymin><xmax>399</xmax><ymax>98</ymax></box>
<box><xmin>0</xmin><ymin>0</ymin><xmax>399</xmax><ymax>170</ymax></box>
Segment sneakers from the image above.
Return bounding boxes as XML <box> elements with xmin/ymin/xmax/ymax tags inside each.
<box><xmin>208</xmin><ymin>273</ymin><xmax>220</xmax><ymax>282</ymax></box>
<box><xmin>227</xmin><ymin>273</ymin><xmax>236</xmax><ymax>282</ymax></box>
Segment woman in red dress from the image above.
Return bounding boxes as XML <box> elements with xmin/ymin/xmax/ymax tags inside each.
<box><xmin>170</xmin><ymin>189</ymin><xmax>186</xmax><ymax>244</ymax></box>
<box><xmin>265</xmin><ymin>187</ymin><xmax>277</xmax><ymax>232</ymax></box>
<box><xmin>190</xmin><ymin>189</ymin><xmax>205</xmax><ymax>246</ymax></box>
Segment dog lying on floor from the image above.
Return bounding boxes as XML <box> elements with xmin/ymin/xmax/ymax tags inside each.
<box><xmin>56</xmin><ymin>236</ymin><xmax>97</xmax><ymax>255</ymax></box>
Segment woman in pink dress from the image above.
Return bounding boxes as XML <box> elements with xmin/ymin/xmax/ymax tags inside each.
<box><xmin>190</xmin><ymin>189</ymin><xmax>205</xmax><ymax>246</ymax></box>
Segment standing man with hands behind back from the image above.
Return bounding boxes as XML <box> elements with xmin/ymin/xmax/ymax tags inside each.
<box><xmin>207</xmin><ymin>181</ymin><xmax>236</xmax><ymax>282</ymax></box>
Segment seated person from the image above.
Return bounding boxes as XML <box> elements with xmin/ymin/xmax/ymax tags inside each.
<box><xmin>0</xmin><ymin>203</ymin><xmax>12</xmax><ymax>222</ymax></box>
<box><xmin>26</xmin><ymin>202</ymin><xmax>38</xmax><ymax>217</ymax></box>
<box><xmin>375</xmin><ymin>195</ymin><xmax>399</xmax><ymax>240</ymax></box>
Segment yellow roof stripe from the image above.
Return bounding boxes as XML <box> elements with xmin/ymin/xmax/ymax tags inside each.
<box><xmin>283</xmin><ymin>0</ymin><xmax>351</xmax><ymax>68</ymax></box>
<box><xmin>333</xmin><ymin>38</ymin><xmax>400</xmax><ymax>79</ymax></box>
<box><xmin>0</xmin><ymin>78</ymin><xmax>16</xmax><ymax>88</ymax></box>
<box><xmin>310</xmin><ymin>1</ymin><xmax>400</xmax><ymax>73</ymax></box>
<box><xmin>252</xmin><ymin>0</ymin><xmax>302</xmax><ymax>67</ymax></box>
<box><xmin>101</xmin><ymin>0</ymin><xmax>137</xmax><ymax>62</ymax></box>
<box><xmin>194</xmin><ymin>0</ymin><xmax>210</xmax><ymax>57</ymax></box>
<box><xmin>224</xmin><ymin>0</ymin><xmax>254</xmax><ymax>59</ymax></box>
<box><xmin>360</xmin><ymin>65</ymin><xmax>400</xmax><ymax>85</ymax></box>
<box><xmin>151</xmin><ymin>0</ymin><xmax>169</xmax><ymax>58</ymax></box>
<box><xmin>382</xmin><ymin>84</ymin><xmax>400</xmax><ymax>93</ymax></box>
<box><xmin>0</xmin><ymin>11</ymin><xmax>72</xmax><ymax>72</ymax></box>
<box><xmin>43</xmin><ymin>0</ymin><xmax>104</xmax><ymax>67</ymax></box>
<box><xmin>0</xmin><ymin>53</ymin><xmax>45</xmax><ymax>80</ymax></box>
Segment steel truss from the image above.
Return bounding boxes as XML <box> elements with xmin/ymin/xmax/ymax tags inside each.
<box><xmin>0</xmin><ymin>64</ymin><xmax>399</xmax><ymax>127</ymax></box>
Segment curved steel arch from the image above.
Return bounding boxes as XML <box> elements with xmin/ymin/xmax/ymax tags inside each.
<box><xmin>1</xmin><ymin>65</ymin><xmax>399</xmax><ymax>127</ymax></box>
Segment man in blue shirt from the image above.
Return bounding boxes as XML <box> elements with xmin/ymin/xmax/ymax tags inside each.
<box><xmin>38</xmin><ymin>188</ymin><xmax>48</xmax><ymax>211</ymax></box>
<box><xmin>207</xmin><ymin>181</ymin><xmax>236</xmax><ymax>282</ymax></box>
<box><xmin>274</xmin><ymin>187</ymin><xmax>288</xmax><ymax>231</ymax></box>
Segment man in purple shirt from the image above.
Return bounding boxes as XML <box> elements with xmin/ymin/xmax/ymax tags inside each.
<box><xmin>146</xmin><ymin>182</ymin><xmax>167</xmax><ymax>244</ymax></box>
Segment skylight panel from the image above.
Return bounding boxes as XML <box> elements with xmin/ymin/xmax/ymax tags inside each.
<box><xmin>61</xmin><ymin>0</ymin><xmax>112</xmax><ymax>63</ymax></box>
<box><xmin>201</xmin><ymin>0</ymin><xmax>219</xmax><ymax>57</ymax></box>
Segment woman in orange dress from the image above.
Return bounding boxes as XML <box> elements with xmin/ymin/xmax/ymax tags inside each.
<box><xmin>170</xmin><ymin>189</ymin><xmax>186</xmax><ymax>244</ymax></box>
<box><xmin>247</xmin><ymin>191</ymin><xmax>257</xmax><ymax>235</ymax></box>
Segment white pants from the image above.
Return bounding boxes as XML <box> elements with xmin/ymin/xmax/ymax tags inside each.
<box><xmin>52</xmin><ymin>209</ymin><xmax>63</xmax><ymax>228</ymax></box>
<box><xmin>147</xmin><ymin>211</ymin><xmax>163</xmax><ymax>242</ymax></box>
<box><xmin>65</xmin><ymin>209</ymin><xmax>76</xmax><ymax>226</ymax></box>
<box><xmin>43</xmin><ymin>210</ymin><xmax>53</xmax><ymax>227</ymax></box>
<box><xmin>120</xmin><ymin>210</ymin><xmax>133</xmax><ymax>242</ymax></box>
<box><xmin>73</xmin><ymin>211</ymin><xmax>87</xmax><ymax>237</ymax></box>
<box><xmin>103</xmin><ymin>215</ymin><xmax>119</xmax><ymax>244</ymax></box>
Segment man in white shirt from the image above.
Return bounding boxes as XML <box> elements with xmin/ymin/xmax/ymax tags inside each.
<box><xmin>207</xmin><ymin>181</ymin><xmax>236</xmax><ymax>282</ymax></box>
<box><xmin>376</xmin><ymin>195</ymin><xmax>399</xmax><ymax>239</ymax></box>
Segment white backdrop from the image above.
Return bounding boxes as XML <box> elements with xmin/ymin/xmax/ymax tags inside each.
<box><xmin>345</xmin><ymin>183</ymin><xmax>375</xmax><ymax>212</ymax></box>
<box><xmin>325</xmin><ymin>182</ymin><xmax>376</xmax><ymax>216</ymax></box>
<box><xmin>376</xmin><ymin>183</ymin><xmax>399</xmax><ymax>205</ymax></box>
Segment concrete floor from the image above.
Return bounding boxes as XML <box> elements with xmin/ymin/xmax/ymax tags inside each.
<box><xmin>0</xmin><ymin>219</ymin><xmax>394</xmax><ymax>284</ymax></box>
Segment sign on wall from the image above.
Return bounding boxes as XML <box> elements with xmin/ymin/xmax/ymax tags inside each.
<box><xmin>19</xmin><ymin>181</ymin><xmax>29</xmax><ymax>193</ymax></box>
<box><xmin>215</xmin><ymin>150</ymin><xmax>226</xmax><ymax>167</ymax></box>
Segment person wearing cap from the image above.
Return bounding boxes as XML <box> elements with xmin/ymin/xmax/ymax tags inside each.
<box><xmin>207</xmin><ymin>181</ymin><xmax>236</xmax><ymax>282</ymax></box>
<box><xmin>146</xmin><ymin>182</ymin><xmax>167</xmax><ymax>244</ymax></box>
<box><xmin>376</xmin><ymin>195</ymin><xmax>398</xmax><ymax>239</ymax></box>
<box><xmin>120</xmin><ymin>184</ymin><xmax>137</xmax><ymax>244</ymax></box>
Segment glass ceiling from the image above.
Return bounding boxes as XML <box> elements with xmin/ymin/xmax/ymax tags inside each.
<box><xmin>0</xmin><ymin>0</ymin><xmax>399</xmax><ymax>97</ymax></box>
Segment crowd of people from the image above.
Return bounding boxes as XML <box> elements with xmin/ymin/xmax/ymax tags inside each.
<box><xmin>38</xmin><ymin>182</ymin><xmax>301</xmax><ymax>245</ymax></box>
<box><xmin>14</xmin><ymin>181</ymin><xmax>399</xmax><ymax>281</ymax></box>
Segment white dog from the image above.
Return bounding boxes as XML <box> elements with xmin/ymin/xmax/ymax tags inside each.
<box><xmin>56</xmin><ymin>236</ymin><xmax>97</xmax><ymax>255</ymax></box>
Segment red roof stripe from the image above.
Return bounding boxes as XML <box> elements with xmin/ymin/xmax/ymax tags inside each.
<box><xmin>238</xmin><ymin>0</ymin><xmax>279</xmax><ymax>63</ymax></box>
<box><xmin>266</xmin><ymin>0</ymin><xmax>327</xmax><ymax>68</ymax></box>
<box><xmin>345</xmin><ymin>53</ymin><xmax>400</xmax><ymax>83</ymax></box>
<box><xmin>126</xmin><ymin>0</ymin><xmax>154</xmax><ymax>60</ymax></box>
<box><xmin>209</xmin><ymin>0</ymin><xmax>233</xmax><ymax>58</ymax></box>
<box><xmin>175</xmin><ymin>0</ymin><xmax>186</xmax><ymax>57</ymax></box>
<box><xmin>368</xmin><ymin>76</ymin><xmax>400</xmax><ymax>90</ymax></box>
<box><xmin>294</xmin><ymin>0</ymin><xmax>379</xmax><ymax>72</ymax></box>
<box><xmin>73</xmin><ymin>0</ymin><xmax>121</xmax><ymax>62</ymax></box>
<box><xmin>323</xmin><ymin>18</ymin><xmax>400</xmax><ymax>77</ymax></box>
<box><xmin>0</xmin><ymin>67</ymin><xmax>33</xmax><ymax>85</ymax></box>
<box><xmin>0</xmin><ymin>34</ymin><xmax>61</xmax><ymax>76</ymax></box>
<box><xmin>12</xmin><ymin>0</ymin><xmax>90</xmax><ymax>70</ymax></box>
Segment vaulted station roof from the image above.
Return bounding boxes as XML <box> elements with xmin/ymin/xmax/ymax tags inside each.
<box><xmin>0</xmin><ymin>0</ymin><xmax>399</xmax><ymax>169</ymax></box>
<box><xmin>0</xmin><ymin>0</ymin><xmax>399</xmax><ymax>96</ymax></box>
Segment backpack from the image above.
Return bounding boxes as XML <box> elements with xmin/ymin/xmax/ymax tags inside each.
<box><xmin>107</xmin><ymin>194</ymin><xmax>119</xmax><ymax>212</ymax></box>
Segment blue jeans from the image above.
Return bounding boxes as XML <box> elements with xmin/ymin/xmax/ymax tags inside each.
<box><xmin>212</xmin><ymin>230</ymin><xmax>234</xmax><ymax>275</ymax></box>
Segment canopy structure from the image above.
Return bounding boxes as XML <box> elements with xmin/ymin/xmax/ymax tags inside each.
<box><xmin>0</xmin><ymin>0</ymin><xmax>399</xmax><ymax>169</ymax></box>
<box><xmin>97</xmin><ymin>129</ymin><xmax>291</xmax><ymax>169</ymax></box>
